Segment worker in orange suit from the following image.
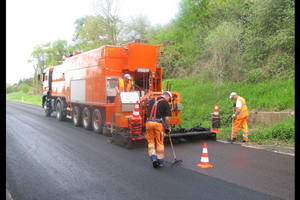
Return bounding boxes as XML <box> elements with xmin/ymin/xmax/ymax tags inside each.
<box><xmin>228</xmin><ymin>92</ymin><xmax>249</xmax><ymax>142</ymax></box>
<box><xmin>115</xmin><ymin>74</ymin><xmax>133</xmax><ymax>94</ymax></box>
<box><xmin>145</xmin><ymin>91</ymin><xmax>172</xmax><ymax>168</ymax></box>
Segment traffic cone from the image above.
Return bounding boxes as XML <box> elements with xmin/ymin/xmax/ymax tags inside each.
<box><xmin>132</xmin><ymin>101</ymin><xmax>140</xmax><ymax>117</ymax></box>
<box><xmin>129</xmin><ymin>101</ymin><xmax>142</xmax><ymax>140</ymax></box>
<box><xmin>211</xmin><ymin>102</ymin><xmax>221</xmax><ymax>133</ymax></box>
<box><xmin>197</xmin><ymin>143</ymin><xmax>213</xmax><ymax>168</ymax></box>
<box><xmin>213</xmin><ymin>103</ymin><xmax>219</xmax><ymax>117</ymax></box>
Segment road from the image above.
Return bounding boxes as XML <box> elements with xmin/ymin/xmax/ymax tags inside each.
<box><xmin>6</xmin><ymin>101</ymin><xmax>294</xmax><ymax>200</ymax></box>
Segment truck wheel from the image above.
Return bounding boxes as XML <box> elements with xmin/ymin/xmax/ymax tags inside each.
<box><xmin>82</xmin><ymin>107</ymin><xmax>92</xmax><ymax>130</ymax></box>
<box><xmin>56</xmin><ymin>101</ymin><xmax>65</xmax><ymax>121</ymax></box>
<box><xmin>92</xmin><ymin>109</ymin><xmax>103</xmax><ymax>134</ymax></box>
<box><xmin>72</xmin><ymin>106</ymin><xmax>82</xmax><ymax>127</ymax></box>
<box><xmin>43</xmin><ymin>100</ymin><xmax>51</xmax><ymax>117</ymax></box>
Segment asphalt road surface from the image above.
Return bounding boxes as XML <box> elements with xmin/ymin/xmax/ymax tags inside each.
<box><xmin>6</xmin><ymin>101</ymin><xmax>294</xmax><ymax>200</ymax></box>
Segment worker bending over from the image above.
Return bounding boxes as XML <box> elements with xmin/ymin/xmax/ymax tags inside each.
<box><xmin>115</xmin><ymin>74</ymin><xmax>133</xmax><ymax>94</ymax></box>
<box><xmin>228</xmin><ymin>92</ymin><xmax>249</xmax><ymax>142</ymax></box>
<box><xmin>145</xmin><ymin>91</ymin><xmax>172</xmax><ymax>168</ymax></box>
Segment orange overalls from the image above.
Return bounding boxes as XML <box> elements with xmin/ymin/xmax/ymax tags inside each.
<box><xmin>232</xmin><ymin>96</ymin><xmax>249</xmax><ymax>141</ymax></box>
<box><xmin>145</xmin><ymin>97</ymin><xmax>165</xmax><ymax>165</ymax></box>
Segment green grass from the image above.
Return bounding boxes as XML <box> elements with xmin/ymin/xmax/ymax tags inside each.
<box><xmin>163</xmin><ymin>77</ymin><xmax>294</xmax><ymax>127</ymax></box>
<box><xmin>6</xmin><ymin>91</ymin><xmax>42</xmax><ymax>106</ymax></box>
<box><xmin>162</xmin><ymin>77</ymin><xmax>294</xmax><ymax>146</ymax></box>
<box><xmin>249</xmin><ymin>117</ymin><xmax>295</xmax><ymax>146</ymax></box>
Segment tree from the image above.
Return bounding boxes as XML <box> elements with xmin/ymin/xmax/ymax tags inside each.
<box><xmin>28</xmin><ymin>40</ymin><xmax>71</xmax><ymax>94</ymax></box>
<box><xmin>120</xmin><ymin>14</ymin><xmax>153</xmax><ymax>43</ymax></box>
<box><xmin>202</xmin><ymin>21</ymin><xmax>243</xmax><ymax>82</ymax></box>
<box><xmin>77</xmin><ymin>15</ymin><xmax>109</xmax><ymax>49</ymax></box>
<box><xmin>93</xmin><ymin>0</ymin><xmax>122</xmax><ymax>45</ymax></box>
<box><xmin>241</xmin><ymin>0</ymin><xmax>295</xmax><ymax>81</ymax></box>
<box><xmin>22</xmin><ymin>84</ymin><xmax>29</xmax><ymax>94</ymax></box>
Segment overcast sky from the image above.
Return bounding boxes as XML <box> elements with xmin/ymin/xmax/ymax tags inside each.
<box><xmin>6</xmin><ymin>0</ymin><xmax>180</xmax><ymax>85</ymax></box>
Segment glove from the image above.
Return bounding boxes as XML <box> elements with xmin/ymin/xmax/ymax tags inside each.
<box><xmin>232</xmin><ymin>114</ymin><xmax>236</xmax><ymax>119</ymax></box>
<box><xmin>232</xmin><ymin>103</ymin><xmax>236</xmax><ymax>107</ymax></box>
<box><xmin>165</xmin><ymin>128</ymin><xmax>171</xmax><ymax>134</ymax></box>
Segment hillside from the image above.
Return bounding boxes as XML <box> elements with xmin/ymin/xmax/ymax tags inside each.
<box><xmin>162</xmin><ymin>77</ymin><xmax>294</xmax><ymax>128</ymax></box>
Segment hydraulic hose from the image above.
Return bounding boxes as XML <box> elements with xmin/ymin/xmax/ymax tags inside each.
<box><xmin>133</xmin><ymin>84</ymin><xmax>142</xmax><ymax>97</ymax></box>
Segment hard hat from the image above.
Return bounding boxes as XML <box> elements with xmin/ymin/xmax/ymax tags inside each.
<box><xmin>124</xmin><ymin>74</ymin><xmax>132</xmax><ymax>79</ymax></box>
<box><xmin>229</xmin><ymin>92</ymin><xmax>237</xmax><ymax>98</ymax></box>
<box><xmin>165</xmin><ymin>91</ymin><xmax>172</xmax><ymax>98</ymax></box>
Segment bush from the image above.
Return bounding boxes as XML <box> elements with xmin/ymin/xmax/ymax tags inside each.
<box><xmin>250</xmin><ymin>117</ymin><xmax>294</xmax><ymax>143</ymax></box>
<box><xmin>22</xmin><ymin>84</ymin><xmax>29</xmax><ymax>94</ymax></box>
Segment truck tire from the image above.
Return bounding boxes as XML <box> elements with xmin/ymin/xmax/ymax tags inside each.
<box><xmin>56</xmin><ymin>101</ymin><xmax>65</xmax><ymax>121</ymax></box>
<box><xmin>72</xmin><ymin>106</ymin><xmax>82</xmax><ymax>127</ymax></box>
<box><xmin>82</xmin><ymin>107</ymin><xmax>92</xmax><ymax>130</ymax></box>
<box><xmin>43</xmin><ymin>99</ymin><xmax>51</xmax><ymax>117</ymax></box>
<box><xmin>92</xmin><ymin>109</ymin><xmax>103</xmax><ymax>134</ymax></box>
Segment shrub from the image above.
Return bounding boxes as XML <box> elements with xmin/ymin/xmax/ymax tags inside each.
<box><xmin>22</xmin><ymin>84</ymin><xmax>29</xmax><ymax>94</ymax></box>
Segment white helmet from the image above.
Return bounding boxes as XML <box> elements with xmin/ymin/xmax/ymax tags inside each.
<box><xmin>229</xmin><ymin>92</ymin><xmax>237</xmax><ymax>98</ymax></box>
<box><xmin>165</xmin><ymin>91</ymin><xmax>172</xmax><ymax>98</ymax></box>
<box><xmin>124</xmin><ymin>74</ymin><xmax>132</xmax><ymax>79</ymax></box>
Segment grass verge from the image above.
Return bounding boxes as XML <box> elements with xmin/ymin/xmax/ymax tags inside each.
<box><xmin>6</xmin><ymin>91</ymin><xmax>42</xmax><ymax>106</ymax></box>
<box><xmin>162</xmin><ymin>77</ymin><xmax>294</xmax><ymax>146</ymax></box>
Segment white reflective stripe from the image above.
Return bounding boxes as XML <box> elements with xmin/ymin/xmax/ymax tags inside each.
<box><xmin>237</xmin><ymin>109</ymin><xmax>248</xmax><ymax>115</ymax></box>
<box><xmin>214</xmin><ymin>112</ymin><xmax>219</xmax><ymax>115</ymax></box>
<box><xmin>133</xmin><ymin>111</ymin><xmax>139</xmax><ymax>115</ymax></box>
<box><xmin>202</xmin><ymin>148</ymin><xmax>208</xmax><ymax>153</ymax></box>
<box><xmin>201</xmin><ymin>157</ymin><xmax>209</xmax><ymax>163</ymax></box>
<box><xmin>157</xmin><ymin>155</ymin><xmax>164</xmax><ymax>159</ymax></box>
<box><xmin>149</xmin><ymin>152</ymin><xmax>156</xmax><ymax>156</ymax></box>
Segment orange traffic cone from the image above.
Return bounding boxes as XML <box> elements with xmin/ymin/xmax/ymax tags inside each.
<box><xmin>129</xmin><ymin>101</ymin><xmax>142</xmax><ymax>140</ymax></box>
<box><xmin>211</xmin><ymin>102</ymin><xmax>221</xmax><ymax>133</ymax></box>
<box><xmin>132</xmin><ymin>101</ymin><xmax>140</xmax><ymax>117</ymax></box>
<box><xmin>197</xmin><ymin>143</ymin><xmax>213</xmax><ymax>168</ymax></box>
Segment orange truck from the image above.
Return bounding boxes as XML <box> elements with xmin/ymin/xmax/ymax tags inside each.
<box><xmin>41</xmin><ymin>40</ymin><xmax>216</xmax><ymax>148</ymax></box>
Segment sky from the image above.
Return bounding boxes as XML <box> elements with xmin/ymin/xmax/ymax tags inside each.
<box><xmin>6</xmin><ymin>0</ymin><xmax>180</xmax><ymax>85</ymax></box>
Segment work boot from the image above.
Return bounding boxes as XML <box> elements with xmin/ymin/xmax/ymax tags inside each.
<box><xmin>152</xmin><ymin>159</ymin><xmax>159</xmax><ymax>168</ymax></box>
<box><xmin>227</xmin><ymin>137</ymin><xmax>236</xmax><ymax>142</ymax></box>
<box><xmin>240</xmin><ymin>140</ymin><xmax>248</xmax><ymax>143</ymax></box>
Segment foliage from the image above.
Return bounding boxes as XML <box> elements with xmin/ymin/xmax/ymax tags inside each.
<box><xmin>250</xmin><ymin>117</ymin><xmax>294</xmax><ymax>145</ymax></box>
<box><xmin>162</xmin><ymin>77</ymin><xmax>294</xmax><ymax>129</ymax></box>
<box><xmin>162</xmin><ymin>77</ymin><xmax>294</xmax><ymax>145</ymax></box>
<box><xmin>6</xmin><ymin>91</ymin><xmax>42</xmax><ymax>106</ymax></box>
<box><xmin>157</xmin><ymin>0</ymin><xmax>294</xmax><ymax>82</ymax></box>
<box><xmin>27</xmin><ymin>40</ymin><xmax>73</xmax><ymax>94</ymax></box>
<box><xmin>241</xmin><ymin>0</ymin><xmax>295</xmax><ymax>82</ymax></box>
<box><xmin>22</xmin><ymin>84</ymin><xmax>29</xmax><ymax>94</ymax></box>
<box><xmin>26</xmin><ymin>0</ymin><xmax>294</xmax><ymax>84</ymax></box>
<box><xmin>120</xmin><ymin>14</ymin><xmax>154</xmax><ymax>43</ymax></box>
<box><xmin>6</xmin><ymin>77</ymin><xmax>34</xmax><ymax>94</ymax></box>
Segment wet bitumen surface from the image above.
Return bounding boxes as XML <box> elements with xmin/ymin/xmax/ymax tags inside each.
<box><xmin>6</xmin><ymin>101</ymin><xmax>294</xmax><ymax>200</ymax></box>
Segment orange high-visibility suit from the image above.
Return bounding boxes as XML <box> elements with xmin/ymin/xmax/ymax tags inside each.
<box><xmin>145</xmin><ymin>96</ymin><xmax>172</xmax><ymax>165</ymax></box>
<box><xmin>232</xmin><ymin>96</ymin><xmax>249</xmax><ymax>141</ymax></box>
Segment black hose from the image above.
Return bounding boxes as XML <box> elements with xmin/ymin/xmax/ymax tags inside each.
<box><xmin>133</xmin><ymin>84</ymin><xmax>142</xmax><ymax>97</ymax></box>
